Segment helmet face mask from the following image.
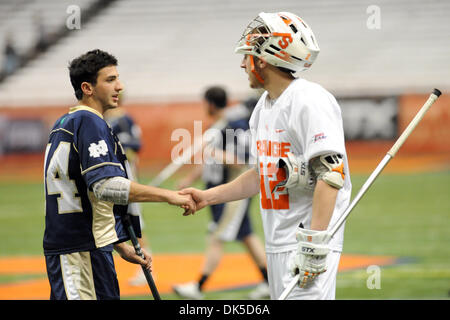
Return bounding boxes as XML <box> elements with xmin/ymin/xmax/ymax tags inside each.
<box><xmin>240</xmin><ymin>16</ymin><xmax>271</xmax><ymax>54</ymax></box>
<box><xmin>235</xmin><ymin>12</ymin><xmax>320</xmax><ymax>76</ymax></box>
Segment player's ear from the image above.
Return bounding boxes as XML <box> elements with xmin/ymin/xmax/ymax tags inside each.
<box><xmin>256</xmin><ymin>57</ymin><xmax>267</xmax><ymax>69</ymax></box>
<box><xmin>81</xmin><ymin>82</ymin><xmax>93</xmax><ymax>97</ymax></box>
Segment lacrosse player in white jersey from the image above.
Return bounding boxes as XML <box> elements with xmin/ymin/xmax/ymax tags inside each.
<box><xmin>181</xmin><ymin>12</ymin><xmax>351</xmax><ymax>300</ymax></box>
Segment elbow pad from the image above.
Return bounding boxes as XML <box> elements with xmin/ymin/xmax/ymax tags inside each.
<box><xmin>311</xmin><ymin>153</ymin><xmax>345</xmax><ymax>189</ymax></box>
<box><xmin>92</xmin><ymin>177</ymin><xmax>131</xmax><ymax>205</ymax></box>
<box><xmin>272</xmin><ymin>152</ymin><xmax>316</xmax><ymax>193</ymax></box>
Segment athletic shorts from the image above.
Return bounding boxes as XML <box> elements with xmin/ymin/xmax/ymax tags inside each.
<box><xmin>45</xmin><ymin>248</ymin><xmax>120</xmax><ymax>300</ymax></box>
<box><xmin>208</xmin><ymin>197</ymin><xmax>252</xmax><ymax>242</ymax></box>
<box><xmin>267</xmin><ymin>250</ymin><xmax>341</xmax><ymax>300</ymax></box>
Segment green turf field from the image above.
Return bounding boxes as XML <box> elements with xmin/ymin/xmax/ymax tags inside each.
<box><xmin>0</xmin><ymin>171</ymin><xmax>449</xmax><ymax>299</ymax></box>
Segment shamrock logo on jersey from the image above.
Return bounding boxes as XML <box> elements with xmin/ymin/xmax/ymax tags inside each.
<box><xmin>88</xmin><ymin>140</ymin><xmax>108</xmax><ymax>158</ymax></box>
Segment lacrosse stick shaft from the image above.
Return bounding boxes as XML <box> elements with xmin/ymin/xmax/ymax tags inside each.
<box><xmin>279</xmin><ymin>275</ymin><xmax>299</xmax><ymax>300</ymax></box>
<box><xmin>149</xmin><ymin>119</ymin><xmax>227</xmax><ymax>187</ymax></box>
<box><xmin>123</xmin><ymin>214</ymin><xmax>161</xmax><ymax>300</ymax></box>
<box><xmin>279</xmin><ymin>89</ymin><xmax>441</xmax><ymax>300</ymax></box>
<box><xmin>329</xmin><ymin>88</ymin><xmax>441</xmax><ymax>237</ymax></box>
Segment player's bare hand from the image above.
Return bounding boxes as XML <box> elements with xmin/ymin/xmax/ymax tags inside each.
<box><xmin>179</xmin><ymin>188</ymin><xmax>209</xmax><ymax>211</ymax></box>
<box><xmin>114</xmin><ymin>242</ymin><xmax>152</xmax><ymax>272</ymax></box>
<box><xmin>167</xmin><ymin>191</ymin><xmax>196</xmax><ymax>215</ymax></box>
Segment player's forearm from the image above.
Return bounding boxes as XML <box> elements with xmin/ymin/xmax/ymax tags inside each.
<box><xmin>310</xmin><ymin>180</ymin><xmax>339</xmax><ymax>231</ymax></box>
<box><xmin>113</xmin><ymin>241</ymin><xmax>128</xmax><ymax>254</ymax></box>
<box><xmin>204</xmin><ymin>167</ymin><xmax>260</xmax><ymax>205</ymax></box>
<box><xmin>92</xmin><ymin>177</ymin><xmax>178</xmax><ymax>204</ymax></box>
<box><xmin>128</xmin><ymin>180</ymin><xmax>175</xmax><ymax>203</ymax></box>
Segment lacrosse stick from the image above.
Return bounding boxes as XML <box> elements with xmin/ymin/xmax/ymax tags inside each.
<box><xmin>279</xmin><ymin>88</ymin><xmax>442</xmax><ymax>300</ymax></box>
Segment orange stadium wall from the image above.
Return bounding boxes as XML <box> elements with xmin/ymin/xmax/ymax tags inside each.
<box><xmin>0</xmin><ymin>93</ymin><xmax>448</xmax><ymax>174</ymax></box>
<box><xmin>397</xmin><ymin>94</ymin><xmax>450</xmax><ymax>153</ymax></box>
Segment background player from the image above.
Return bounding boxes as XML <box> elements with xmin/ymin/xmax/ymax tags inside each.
<box><xmin>104</xmin><ymin>93</ymin><xmax>153</xmax><ymax>286</ymax></box>
<box><xmin>172</xmin><ymin>86</ymin><xmax>269</xmax><ymax>299</ymax></box>
<box><xmin>181</xmin><ymin>12</ymin><xmax>352</xmax><ymax>300</ymax></box>
<box><xmin>44</xmin><ymin>49</ymin><xmax>195</xmax><ymax>300</ymax></box>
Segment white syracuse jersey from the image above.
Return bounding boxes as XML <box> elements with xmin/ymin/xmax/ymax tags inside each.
<box><xmin>249</xmin><ymin>78</ymin><xmax>352</xmax><ymax>253</ymax></box>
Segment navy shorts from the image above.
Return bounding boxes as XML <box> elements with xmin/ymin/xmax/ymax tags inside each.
<box><xmin>209</xmin><ymin>197</ymin><xmax>253</xmax><ymax>241</ymax></box>
<box><xmin>45</xmin><ymin>247</ymin><xmax>120</xmax><ymax>300</ymax></box>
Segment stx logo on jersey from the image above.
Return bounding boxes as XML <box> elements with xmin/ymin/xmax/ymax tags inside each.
<box><xmin>88</xmin><ymin>140</ymin><xmax>108</xmax><ymax>158</ymax></box>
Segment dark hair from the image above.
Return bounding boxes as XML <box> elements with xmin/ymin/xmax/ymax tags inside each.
<box><xmin>204</xmin><ymin>86</ymin><xmax>227</xmax><ymax>109</ymax></box>
<box><xmin>68</xmin><ymin>49</ymin><xmax>118</xmax><ymax>100</ymax></box>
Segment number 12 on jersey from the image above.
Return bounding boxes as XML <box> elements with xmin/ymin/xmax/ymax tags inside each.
<box><xmin>259</xmin><ymin>162</ymin><xmax>289</xmax><ymax>210</ymax></box>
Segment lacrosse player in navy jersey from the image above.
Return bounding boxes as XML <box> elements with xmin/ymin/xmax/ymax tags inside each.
<box><xmin>43</xmin><ymin>49</ymin><xmax>196</xmax><ymax>300</ymax></box>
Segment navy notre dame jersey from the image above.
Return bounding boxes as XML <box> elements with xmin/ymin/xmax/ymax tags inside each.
<box><xmin>43</xmin><ymin>106</ymin><xmax>141</xmax><ymax>255</ymax></box>
<box><xmin>107</xmin><ymin>113</ymin><xmax>142</xmax><ymax>153</ymax></box>
<box><xmin>203</xmin><ymin>108</ymin><xmax>252</xmax><ymax>188</ymax></box>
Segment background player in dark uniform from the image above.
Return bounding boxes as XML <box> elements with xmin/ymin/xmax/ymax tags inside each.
<box><xmin>43</xmin><ymin>49</ymin><xmax>195</xmax><ymax>300</ymax></box>
<box><xmin>104</xmin><ymin>93</ymin><xmax>153</xmax><ymax>286</ymax></box>
<box><xmin>173</xmin><ymin>86</ymin><xmax>269</xmax><ymax>299</ymax></box>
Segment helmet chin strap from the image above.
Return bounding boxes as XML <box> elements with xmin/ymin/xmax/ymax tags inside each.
<box><xmin>250</xmin><ymin>55</ymin><xmax>265</xmax><ymax>84</ymax></box>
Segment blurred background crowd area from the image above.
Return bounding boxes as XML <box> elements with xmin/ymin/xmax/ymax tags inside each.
<box><xmin>0</xmin><ymin>0</ymin><xmax>448</xmax><ymax>178</ymax></box>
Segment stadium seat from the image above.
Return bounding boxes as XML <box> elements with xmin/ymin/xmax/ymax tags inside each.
<box><xmin>0</xmin><ymin>0</ymin><xmax>449</xmax><ymax>106</ymax></box>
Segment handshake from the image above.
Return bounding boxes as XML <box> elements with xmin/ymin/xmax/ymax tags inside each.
<box><xmin>169</xmin><ymin>187</ymin><xmax>209</xmax><ymax>216</ymax></box>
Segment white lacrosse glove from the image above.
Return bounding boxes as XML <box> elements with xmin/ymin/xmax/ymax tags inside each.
<box><xmin>272</xmin><ymin>152</ymin><xmax>316</xmax><ymax>193</ymax></box>
<box><xmin>288</xmin><ymin>227</ymin><xmax>331</xmax><ymax>288</ymax></box>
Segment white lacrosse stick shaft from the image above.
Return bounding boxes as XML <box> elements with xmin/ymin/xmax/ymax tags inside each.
<box><xmin>279</xmin><ymin>89</ymin><xmax>441</xmax><ymax>300</ymax></box>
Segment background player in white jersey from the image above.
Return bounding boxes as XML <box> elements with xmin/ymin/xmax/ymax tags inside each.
<box><xmin>44</xmin><ymin>49</ymin><xmax>196</xmax><ymax>299</ymax></box>
<box><xmin>181</xmin><ymin>12</ymin><xmax>352</xmax><ymax>300</ymax></box>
